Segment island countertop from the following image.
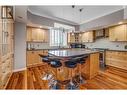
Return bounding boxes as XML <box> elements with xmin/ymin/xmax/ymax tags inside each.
<box><xmin>48</xmin><ymin>49</ymin><xmax>99</xmax><ymax>58</ymax></box>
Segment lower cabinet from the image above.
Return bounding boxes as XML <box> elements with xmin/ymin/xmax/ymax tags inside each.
<box><xmin>82</xmin><ymin>53</ymin><xmax>99</xmax><ymax>79</ymax></box>
<box><xmin>106</xmin><ymin>50</ymin><xmax>127</xmax><ymax>70</ymax></box>
<box><xmin>26</xmin><ymin>50</ymin><xmax>49</xmax><ymax>67</ymax></box>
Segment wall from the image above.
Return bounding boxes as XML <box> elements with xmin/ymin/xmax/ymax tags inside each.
<box><xmin>124</xmin><ymin>6</ymin><xmax>127</xmax><ymax>19</ymax></box>
<box><xmin>14</xmin><ymin>21</ymin><xmax>26</xmax><ymax>71</ymax></box>
<box><xmin>80</xmin><ymin>9</ymin><xmax>124</xmax><ymax>31</ymax></box>
<box><xmin>27</xmin><ymin>11</ymin><xmax>79</xmax><ymax>31</ymax></box>
<box><xmin>84</xmin><ymin>37</ymin><xmax>127</xmax><ymax>51</ymax></box>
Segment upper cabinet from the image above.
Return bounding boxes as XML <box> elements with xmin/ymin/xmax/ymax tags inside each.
<box><xmin>27</xmin><ymin>27</ymin><xmax>49</xmax><ymax>42</ymax></box>
<box><xmin>82</xmin><ymin>31</ymin><xmax>94</xmax><ymax>42</ymax></box>
<box><xmin>109</xmin><ymin>24</ymin><xmax>127</xmax><ymax>41</ymax></box>
<box><xmin>68</xmin><ymin>33</ymin><xmax>82</xmax><ymax>43</ymax></box>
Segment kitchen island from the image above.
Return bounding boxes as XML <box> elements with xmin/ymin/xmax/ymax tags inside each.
<box><xmin>48</xmin><ymin>49</ymin><xmax>100</xmax><ymax>80</ymax></box>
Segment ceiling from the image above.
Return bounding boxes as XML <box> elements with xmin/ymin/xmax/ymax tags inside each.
<box><xmin>28</xmin><ymin>6</ymin><xmax>124</xmax><ymax>25</ymax></box>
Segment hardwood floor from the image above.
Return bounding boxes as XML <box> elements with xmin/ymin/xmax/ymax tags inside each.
<box><xmin>5</xmin><ymin>65</ymin><xmax>127</xmax><ymax>89</ymax></box>
<box><xmin>6</xmin><ymin>71</ymin><xmax>25</xmax><ymax>89</ymax></box>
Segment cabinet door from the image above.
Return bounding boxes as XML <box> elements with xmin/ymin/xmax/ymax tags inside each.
<box><xmin>67</xmin><ymin>33</ymin><xmax>71</xmax><ymax>43</ymax></box>
<box><xmin>88</xmin><ymin>31</ymin><xmax>94</xmax><ymax>42</ymax></box>
<box><xmin>36</xmin><ymin>29</ymin><xmax>44</xmax><ymax>41</ymax></box>
<box><xmin>27</xmin><ymin>51</ymin><xmax>34</xmax><ymax>66</ymax></box>
<box><xmin>31</xmin><ymin>28</ymin><xmax>38</xmax><ymax>41</ymax></box>
<box><xmin>27</xmin><ymin>28</ymin><xmax>32</xmax><ymax>41</ymax></box>
<box><xmin>27</xmin><ymin>27</ymin><xmax>48</xmax><ymax>42</ymax></box>
<box><xmin>70</xmin><ymin>33</ymin><xmax>75</xmax><ymax>43</ymax></box>
<box><xmin>82</xmin><ymin>31</ymin><xmax>93</xmax><ymax>42</ymax></box>
<box><xmin>109</xmin><ymin>24</ymin><xmax>127</xmax><ymax>41</ymax></box>
<box><xmin>90</xmin><ymin>53</ymin><xmax>99</xmax><ymax>78</ymax></box>
<box><xmin>82</xmin><ymin>32</ymin><xmax>88</xmax><ymax>42</ymax></box>
<box><xmin>43</xmin><ymin>30</ymin><xmax>49</xmax><ymax>42</ymax></box>
<box><xmin>109</xmin><ymin>27</ymin><xmax>116</xmax><ymax>41</ymax></box>
<box><xmin>115</xmin><ymin>25</ymin><xmax>127</xmax><ymax>41</ymax></box>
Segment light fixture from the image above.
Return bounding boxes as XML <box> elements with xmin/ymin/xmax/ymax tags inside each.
<box><xmin>71</xmin><ymin>5</ymin><xmax>75</xmax><ymax>35</ymax></box>
<box><xmin>79</xmin><ymin>8</ymin><xmax>83</xmax><ymax>24</ymax></box>
<box><xmin>71</xmin><ymin>30</ymin><xmax>74</xmax><ymax>35</ymax></box>
<box><xmin>39</xmin><ymin>26</ymin><xmax>42</xmax><ymax>28</ymax></box>
<box><xmin>79</xmin><ymin>33</ymin><xmax>82</xmax><ymax>36</ymax></box>
<box><xmin>118</xmin><ymin>21</ymin><xmax>123</xmax><ymax>24</ymax></box>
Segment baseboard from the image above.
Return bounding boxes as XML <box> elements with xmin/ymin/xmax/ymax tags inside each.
<box><xmin>13</xmin><ymin>68</ymin><xmax>26</xmax><ymax>72</ymax></box>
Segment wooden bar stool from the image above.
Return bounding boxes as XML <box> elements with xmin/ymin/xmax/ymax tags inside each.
<box><xmin>65</xmin><ymin>60</ymin><xmax>78</xmax><ymax>89</ymax></box>
<box><xmin>77</xmin><ymin>55</ymin><xmax>88</xmax><ymax>84</ymax></box>
<box><xmin>39</xmin><ymin>54</ymin><xmax>52</xmax><ymax>80</ymax></box>
<box><xmin>49</xmin><ymin>59</ymin><xmax>62</xmax><ymax>89</ymax></box>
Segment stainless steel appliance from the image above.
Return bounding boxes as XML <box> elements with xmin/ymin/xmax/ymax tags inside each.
<box><xmin>93</xmin><ymin>48</ymin><xmax>108</xmax><ymax>70</ymax></box>
<box><xmin>70</xmin><ymin>43</ymin><xmax>85</xmax><ymax>48</ymax></box>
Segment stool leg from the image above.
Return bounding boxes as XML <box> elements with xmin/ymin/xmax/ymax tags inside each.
<box><xmin>68</xmin><ymin>68</ymin><xmax>77</xmax><ymax>89</ymax></box>
<box><xmin>79</xmin><ymin>64</ymin><xmax>85</xmax><ymax>84</ymax></box>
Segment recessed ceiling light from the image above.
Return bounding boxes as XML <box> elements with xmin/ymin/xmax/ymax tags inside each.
<box><xmin>118</xmin><ymin>22</ymin><xmax>123</xmax><ymax>24</ymax></box>
<box><xmin>39</xmin><ymin>26</ymin><xmax>42</xmax><ymax>28</ymax></box>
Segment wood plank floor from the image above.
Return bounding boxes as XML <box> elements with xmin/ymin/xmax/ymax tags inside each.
<box><xmin>6</xmin><ymin>71</ymin><xmax>25</xmax><ymax>89</ymax></box>
<box><xmin>6</xmin><ymin>65</ymin><xmax>127</xmax><ymax>89</ymax></box>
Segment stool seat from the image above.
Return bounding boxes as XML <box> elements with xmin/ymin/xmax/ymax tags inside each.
<box><xmin>50</xmin><ymin>60</ymin><xmax>62</xmax><ymax>68</ymax></box>
<box><xmin>77</xmin><ymin>55</ymin><xmax>88</xmax><ymax>64</ymax></box>
<box><xmin>39</xmin><ymin>54</ymin><xmax>50</xmax><ymax>63</ymax></box>
<box><xmin>65</xmin><ymin>60</ymin><xmax>77</xmax><ymax>68</ymax></box>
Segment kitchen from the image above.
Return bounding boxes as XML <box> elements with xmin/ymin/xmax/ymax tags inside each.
<box><xmin>0</xmin><ymin>5</ymin><xmax>127</xmax><ymax>90</ymax></box>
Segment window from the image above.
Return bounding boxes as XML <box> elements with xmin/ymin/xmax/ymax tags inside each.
<box><xmin>50</xmin><ymin>28</ymin><xmax>67</xmax><ymax>46</ymax></box>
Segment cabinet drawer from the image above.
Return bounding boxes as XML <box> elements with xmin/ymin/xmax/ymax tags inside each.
<box><xmin>106</xmin><ymin>59</ymin><xmax>127</xmax><ymax>70</ymax></box>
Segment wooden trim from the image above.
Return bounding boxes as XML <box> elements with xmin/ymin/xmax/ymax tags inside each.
<box><xmin>24</xmin><ymin>70</ymin><xmax>27</xmax><ymax>89</ymax></box>
<box><xmin>27</xmin><ymin>26</ymin><xmax>49</xmax><ymax>30</ymax></box>
<box><xmin>13</xmin><ymin>68</ymin><xmax>27</xmax><ymax>72</ymax></box>
<box><xmin>3</xmin><ymin>72</ymin><xmax>13</xmax><ymax>89</ymax></box>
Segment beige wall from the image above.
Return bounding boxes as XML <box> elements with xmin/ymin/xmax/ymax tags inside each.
<box><xmin>14</xmin><ymin>21</ymin><xmax>26</xmax><ymax>70</ymax></box>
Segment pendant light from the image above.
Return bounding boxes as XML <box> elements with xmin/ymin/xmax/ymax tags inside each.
<box><xmin>79</xmin><ymin>8</ymin><xmax>83</xmax><ymax>36</ymax></box>
<box><xmin>71</xmin><ymin>5</ymin><xmax>75</xmax><ymax>36</ymax></box>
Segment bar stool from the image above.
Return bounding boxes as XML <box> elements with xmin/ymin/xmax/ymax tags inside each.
<box><xmin>39</xmin><ymin>54</ymin><xmax>52</xmax><ymax>80</ymax></box>
<box><xmin>65</xmin><ymin>60</ymin><xmax>78</xmax><ymax>89</ymax></box>
<box><xmin>77</xmin><ymin>55</ymin><xmax>88</xmax><ymax>84</ymax></box>
<box><xmin>49</xmin><ymin>59</ymin><xmax>62</xmax><ymax>89</ymax></box>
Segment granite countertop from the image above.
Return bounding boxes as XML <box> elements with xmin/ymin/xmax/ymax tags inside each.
<box><xmin>27</xmin><ymin>48</ymin><xmax>86</xmax><ymax>51</ymax></box>
<box><xmin>90</xmin><ymin>48</ymin><xmax>127</xmax><ymax>52</ymax></box>
<box><xmin>106</xmin><ymin>49</ymin><xmax>127</xmax><ymax>52</ymax></box>
<box><xmin>48</xmin><ymin>49</ymin><xmax>99</xmax><ymax>57</ymax></box>
<box><xmin>27</xmin><ymin>48</ymin><xmax>127</xmax><ymax>52</ymax></box>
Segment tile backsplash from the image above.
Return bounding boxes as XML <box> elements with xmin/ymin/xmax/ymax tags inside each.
<box><xmin>27</xmin><ymin>42</ymin><xmax>69</xmax><ymax>50</ymax></box>
<box><xmin>84</xmin><ymin>38</ymin><xmax>127</xmax><ymax>50</ymax></box>
<box><xmin>27</xmin><ymin>38</ymin><xmax>127</xmax><ymax>51</ymax></box>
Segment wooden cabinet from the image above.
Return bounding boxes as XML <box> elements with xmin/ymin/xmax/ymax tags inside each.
<box><xmin>27</xmin><ymin>27</ymin><xmax>49</xmax><ymax>42</ymax></box>
<box><xmin>27</xmin><ymin>50</ymin><xmax>49</xmax><ymax>67</ymax></box>
<box><xmin>0</xmin><ymin>6</ymin><xmax>14</xmax><ymax>89</ymax></box>
<box><xmin>109</xmin><ymin>24</ymin><xmax>127</xmax><ymax>41</ymax></box>
<box><xmin>82</xmin><ymin>53</ymin><xmax>99</xmax><ymax>79</ymax></box>
<box><xmin>82</xmin><ymin>31</ymin><xmax>94</xmax><ymax>42</ymax></box>
<box><xmin>106</xmin><ymin>50</ymin><xmax>127</xmax><ymax>70</ymax></box>
<box><xmin>68</xmin><ymin>33</ymin><xmax>82</xmax><ymax>43</ymax></box>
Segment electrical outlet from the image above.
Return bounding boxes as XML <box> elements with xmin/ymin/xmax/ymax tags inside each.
<box><xmin>116</xmin><ymin>45</ymin><xmax>119</xmax><ymax>47</ymax></box>
<box><xmin>125</xmin><ymin>45</ymin><xmax>127</xmax><ymax>49</ymax></box>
